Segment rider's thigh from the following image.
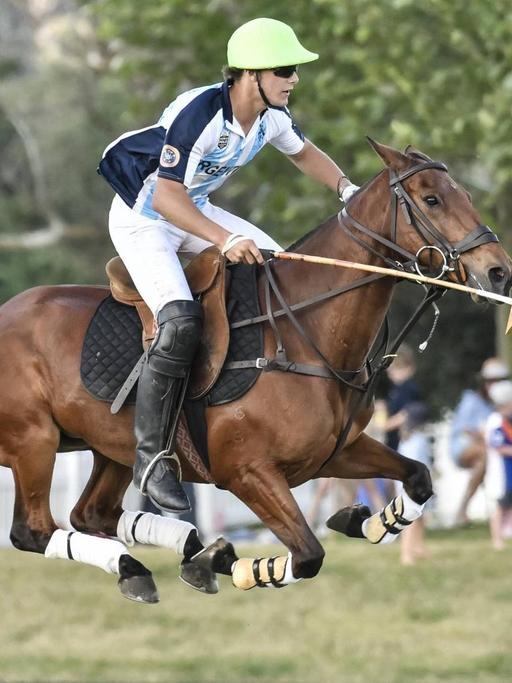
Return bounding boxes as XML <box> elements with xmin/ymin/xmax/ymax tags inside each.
<box><xmin>108</xmin><ymin>194</ymin><xmax>192</xmax><ymax>314</ymax></box>
<box><xmin>179</xmin><ymin>202</ymin><xmax>283</xmax><ymax>261</ymax></box>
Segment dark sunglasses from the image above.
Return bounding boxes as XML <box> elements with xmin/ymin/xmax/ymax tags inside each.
<box><xmin>272</xmin><ymin>65</ymin><xmax>298</xmax><ymax>79</ymax></box>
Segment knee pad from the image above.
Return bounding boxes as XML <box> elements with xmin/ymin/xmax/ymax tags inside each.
<box><xmin>149</xmin><ymin>300</ymin><xmax>203</xmax><ymax>377</ymax></box>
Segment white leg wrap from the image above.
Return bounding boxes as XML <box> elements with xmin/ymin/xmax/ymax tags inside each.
<box><xmin>362</xmin><ymin>492</ymin><xmax>426</xmax><ymax>545</ymax></box>
<box><xmin>401</xmin><ymin>490</ymin><xmax>425</xmax><ymax>520</ymax></box>
<box><xmin>44</xmin><ymin>529</ymin><xmax>127</xmax><ymax>574</ymax></box>
<box><xmin>117</xmin><ymin>510</ymin><xmax>195</xmax><ymax>555</ymax></box>
<box><xmin>282</xmin><ymin>553</ymin><xmax>302</xmax><ymax>586</ymax></box>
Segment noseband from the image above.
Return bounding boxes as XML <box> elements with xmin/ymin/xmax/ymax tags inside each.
<box><xmin>340</xmin><ymin>160</ymin><xmax>499</xmax><ymax>282</ymax></box>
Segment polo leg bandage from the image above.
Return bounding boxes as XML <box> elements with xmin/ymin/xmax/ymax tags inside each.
<box><xmin>362</xmin><ymin>491</ymin><xmax>425</xmax><ymax>544</ymax></box>
<box><xmin>231</xmin><ymin>552</ymin><xmax>301</xmax><ymax>590</ymax></box>
<box><xmin>117</xmin><ymin>510</ymin><xmax>195</xmax><ymax>555</ymax></box>
<box><xmin>44</xmin><ymin>528</ymin><xmax>128</xmax><ymax>574</ymax></box>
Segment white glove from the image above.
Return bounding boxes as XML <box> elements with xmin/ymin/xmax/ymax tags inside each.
<box><xmin>340</xmin><ymin>183</ymin><xmax>360</xmax><ymax>204</ymax></box>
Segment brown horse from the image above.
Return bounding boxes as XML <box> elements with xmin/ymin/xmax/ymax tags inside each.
<box><xmin>1</xmin><ymin>140</ymin><xmax>510</xmax><ymax>599</ymax></box>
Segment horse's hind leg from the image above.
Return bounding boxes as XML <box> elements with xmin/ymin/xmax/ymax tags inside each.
<box><xmin>70</xmin><ymin>450</ymin><xmax>132</xmax><ymax>537</ymax></box>
<box><xmin>318</xmin><ymin>432</ymin><xmax>433</xmax><ymax>544</ymax></box>
<box><xmin>6</xmin><ymin>419</ymin><xmax>157</xmax><ymax>603</ymax></box>
<box><xmin>68</xmin><ymin>451</ymin><xmax>156</xmax><ymax>601</ymax></box>
<box><xmin>8</xmin><ymin>432</ymin><xmax>58</xmax><ymax>554</ymax></box>
<box><xmin>71</xmin><ymin>451</ymin><xmax>218</xmax><ymax>594</ymax></box>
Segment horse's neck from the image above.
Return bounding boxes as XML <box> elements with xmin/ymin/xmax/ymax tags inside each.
<box><xmin>274</xmin><ymin>173</ymin><xmax>396</xmax><ymax>370</ymax></box>
<box><xmin>298</xmin><ymin>170</ymin><xmax>392</xmax><ymax>264</ymax></box>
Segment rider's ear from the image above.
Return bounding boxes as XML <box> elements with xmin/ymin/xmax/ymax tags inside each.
<box><xmin>366</xmin><ymin>137</ymin><xmax>410</xmax><ymax>172</ymax></box>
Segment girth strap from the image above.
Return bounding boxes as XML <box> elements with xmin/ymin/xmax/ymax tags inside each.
<box><xmin>224</xmin><ymin>357</ymin><xmax>348</xmax><ymax>379</ymax></box>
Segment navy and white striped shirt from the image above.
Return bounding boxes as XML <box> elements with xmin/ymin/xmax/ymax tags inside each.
<box><xmin>98</xmin><ymin>80</ymin><xmax>305</xmax><ymax>219</ymax></box>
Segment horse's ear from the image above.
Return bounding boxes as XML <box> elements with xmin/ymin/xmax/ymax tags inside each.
<box><xmin>404</xmin><ymin>145</ymin><xmax>433</xmax><ymax>162</ymax></box>
<box><xmin>366</xmin><ymin>137</ymin><xmax>410</xmax><ymax>171</ymax></box>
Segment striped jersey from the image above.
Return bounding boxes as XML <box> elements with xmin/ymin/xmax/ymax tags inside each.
<box><xmin>98</xmin><ymin>80</ymin><xmax>305</xmax><ymax>219</ymax></box>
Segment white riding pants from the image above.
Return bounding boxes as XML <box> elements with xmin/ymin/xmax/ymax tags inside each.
<box><xmin>109</xmin><ymin>194</ymin><xmax>282</xmax><ymax>316</ymax></box>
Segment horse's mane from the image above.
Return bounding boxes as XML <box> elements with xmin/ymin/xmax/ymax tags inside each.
<box><xmin>285</xmin><ymin>146</ymin><xmax>432</xmax><ymax>253</ymax></box>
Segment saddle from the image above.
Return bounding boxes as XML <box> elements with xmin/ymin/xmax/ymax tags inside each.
<box><xmin>105</xmin><ymin>247</ymin><xmax>229</xmax><ymax>399</ymax></box>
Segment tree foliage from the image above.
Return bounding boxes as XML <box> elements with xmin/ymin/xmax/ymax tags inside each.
<box><xmin>86</xmin><ymin>0</ymin><xmax>512</xmax><ymax>237</ymax></box>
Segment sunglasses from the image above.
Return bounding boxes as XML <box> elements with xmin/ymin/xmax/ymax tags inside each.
<box><xmin>272</xmin><ymin>65</ymin><xmax>298</xmax><ymax>79</ymax></box>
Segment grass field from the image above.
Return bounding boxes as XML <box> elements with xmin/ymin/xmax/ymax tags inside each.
<box><xmin>1</xmin><ymin>524</ymin><xmax>511</xmax><ymax>683</ymax></box>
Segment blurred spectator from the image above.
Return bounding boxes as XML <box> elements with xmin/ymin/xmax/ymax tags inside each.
<box><xmin>308</xmin><ymin>478</ymin><xmax>385</xmax><ymax>535</ymax></box>
<box><xmin>396</xmin><ymin>402</ymin><xmax>433</xmax><ymax>565</ymax></box>
<box><xmin>450</xmin><ymin>357</ymin><xmax>509</xmax><ymax>526</ymax></box>
<box><xmin>485</xmin><ymin>380</ymin><xmax>512</xmax><ymax>551</ymax></box>
<box><xmin>384</xmin><ymin>344</ymin><xmax>421</xmax><ymax>452</ymax></box>
<box><xmin>382</xmin><ymin>344</ymin><xmax>421</xmax><ymax>499</ymax></box>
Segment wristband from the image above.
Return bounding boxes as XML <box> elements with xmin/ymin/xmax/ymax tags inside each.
<box><xmin>221</xmin><ymin>233</ymin><xmax>247</xmax><ymax>255</ymax></box>
<box><xmin>340</xmin><ymin>183</ymin><xmax>360</xmax><ymax>204</ymax></box>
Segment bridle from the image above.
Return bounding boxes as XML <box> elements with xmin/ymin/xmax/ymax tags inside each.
<box><xmin>340</xmin><ymin>160</ymin><xmax>499</xmax><ymax>282</ymax></box>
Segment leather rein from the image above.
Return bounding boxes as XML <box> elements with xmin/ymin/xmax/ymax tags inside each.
<box><xmin>225</xmin><ymin>160</ymin><xmax>500</xmax><ymax>463</ymax></box>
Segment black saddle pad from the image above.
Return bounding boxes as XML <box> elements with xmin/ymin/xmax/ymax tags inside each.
<box><xmin>207</xmin><ymin>263</ymin><xmax>263</xmax><ymax>406</ymax></box>
<box><xmin>80</xmin><ymin>264</ymin><xmax>264</xmax><ymax>407</ymax></box>
<box><xmin>80</xmin><ymin>295</ymin><xmax>143</xmax><ymax>404</ymax></box>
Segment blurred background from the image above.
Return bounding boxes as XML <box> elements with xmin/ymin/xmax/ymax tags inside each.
<box><xmin>2</xmin><ymin>1</ymin><xmax>512</xmax><ymax>681</ymax></box>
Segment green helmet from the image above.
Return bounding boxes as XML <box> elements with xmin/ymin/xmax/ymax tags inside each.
<box><xmin>227</xmin><ymin>18</ymin><xmax>318</xmax><ymax>70</ymax></box>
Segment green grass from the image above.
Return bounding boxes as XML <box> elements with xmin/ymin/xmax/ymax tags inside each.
<box><xmin>1</xmin><ymin>524</ymin><xmax>511</xmax><ymax>683</ymax></box>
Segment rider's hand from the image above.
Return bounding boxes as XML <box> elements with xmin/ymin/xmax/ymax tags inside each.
<box><xmin>222</xmin><ymin>235</ymin><xmax>264</xmax><ymax>265</ymax></box>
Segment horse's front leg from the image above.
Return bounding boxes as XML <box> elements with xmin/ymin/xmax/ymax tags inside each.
<box><xmin>318</xmin><ymin>432</ymin><xmax>433</xmax><ymax>545</ymax></box>
<box><xmin>205</xmin><ymin>461</ymin><xmax>325</xmax><ymax>589</ymax></box>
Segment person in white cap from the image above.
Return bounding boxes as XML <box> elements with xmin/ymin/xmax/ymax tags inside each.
<box><xmin>450</xmin><ymin>357</ymin><xmax>509</xmax><ymax>525</ymax></box>
<box><xmin>485</xmin><ymin>380</ymin><xmax>512</xmax><ymax>550</ymax></box>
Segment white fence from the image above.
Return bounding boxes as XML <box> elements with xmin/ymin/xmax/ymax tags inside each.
<box><xmin>0</xmin><ymin>419</ymin><xmax>498</xmax><ymax>548</ymax></box>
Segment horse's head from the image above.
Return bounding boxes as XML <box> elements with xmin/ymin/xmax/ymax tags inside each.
<box><xmin>356</xmin><ymin>138</ymin><xmax>512</xmax><ymax>299</ymax></box>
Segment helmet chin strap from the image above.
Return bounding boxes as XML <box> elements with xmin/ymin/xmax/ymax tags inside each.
<box><xmin>255</xmin><ymin>71</ymin><xmax>273</xmax><ymax>108</ymax></box>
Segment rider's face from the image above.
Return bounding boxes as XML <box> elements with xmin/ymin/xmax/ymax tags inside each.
<box><xmin>259</xmin><ymin>68</ymin><xmax>299</xmax><ymax>106</ymax></box>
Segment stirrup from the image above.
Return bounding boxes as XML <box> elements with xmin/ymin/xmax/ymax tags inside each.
<box><xmin>139</xmin><ymin>450</ymin><xmax>182</xmax><ymax>496</ymax></box>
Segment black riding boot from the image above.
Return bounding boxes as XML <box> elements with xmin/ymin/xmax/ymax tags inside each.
<box><xmin>132</xmin><ymin>300</ymin><xmax>203</xmax><ymax>512</ymax></box>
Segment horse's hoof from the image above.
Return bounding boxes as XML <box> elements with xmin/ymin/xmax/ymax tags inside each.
<box><xmin>180</xmin><ymin>559</ymin><xmax>219</xmax><ymax>594</ymax></box>
<box><xmin>118</xmin><ymin>574</ymin><xmax>160</xmax><ymax>604</ymax></box>
<box><xmin>118</xmin><ymin>553</ymin><xmax>159</xmax><ymax>604</ymax></box>
<box><xmin>192</xmin><ymin>537</ymin><xmax>239</xmax><ymax>575</ymax></box>
<box><xmin>326</xmin><ymin>504</ymin><xmax>371</xmax><ymax>538</ymax></box>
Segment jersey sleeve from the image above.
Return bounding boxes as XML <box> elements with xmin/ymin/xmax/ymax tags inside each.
<box><xmin>158</xmin><ymin>123</ymin><xmax>206</xmax><ymax>187</ymax></box>
<box><xmin>268</xmin><ymin>108</ymin><xmax>305</xmax><ymax>156</ymax></box>
<box><xmin>157</xmin><ymin>89</ymin><xmax>220</xmax><ymax>187</ymax></box>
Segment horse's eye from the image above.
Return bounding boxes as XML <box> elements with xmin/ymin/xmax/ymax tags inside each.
<box><xmin>423</xmin><ymin>195</ymin><xmax>439</xmax><ymax>206</ymax></box>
